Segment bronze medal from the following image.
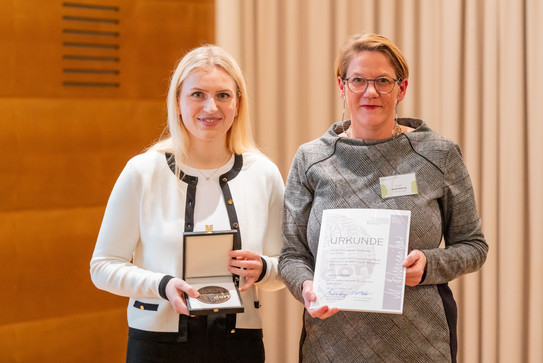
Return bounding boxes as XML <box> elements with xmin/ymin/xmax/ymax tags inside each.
<box><xmin>197</xmin><ymin>286</ymin><xmax>231</xmax><ymax>304</ymax></box>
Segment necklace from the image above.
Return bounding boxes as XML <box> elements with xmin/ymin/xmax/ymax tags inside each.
<box><xmin>187</xmin><ymin>153</ymin><xmax>233</xmax><ymax>181</ymax></box>
<box><xmin>346</xmin><ymin>121</ymin><xmax>403</xmax><ymax>139</ymax></box>
<box><xmin>391</xmin><ymin>121</ymin><xmax>403</xmax><ymax>137</ymax></box>
<box><xmin>195</xmin><ymin>167</ymin><xmax>221</xmax><ymax>181</ymax></box>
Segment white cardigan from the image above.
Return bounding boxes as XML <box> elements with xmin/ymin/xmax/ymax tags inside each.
<box><xmin>90</xmin><ymin>151</ymin><xmax>285</xmax><ymax>332</ymax></box>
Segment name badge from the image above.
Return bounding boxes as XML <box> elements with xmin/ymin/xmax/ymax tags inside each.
<box><xmin>379</xmin><ymin>173</ymin><xmax>418</xmax><ymax>198</ymax></box>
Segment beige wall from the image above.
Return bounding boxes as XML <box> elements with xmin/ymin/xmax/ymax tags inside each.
<box><xmin>216</xmin><ymin>1</ymin><xmax>543</xmax><ymax>363</ymax></box>
<box><xmin>0</xmin><ymin>1</ymin><xmax>214</xmax><ymax>361</ymax></box>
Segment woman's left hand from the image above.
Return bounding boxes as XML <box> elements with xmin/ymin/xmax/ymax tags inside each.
<box><xmin>403</xmin><ymin>249</ymin><xmax>427</xmax><ymax>286</ymax></box>
<box><xmin>228</xmin><ymin>250</ymin><xmax>263</xmax><ymax>292</ymax></box>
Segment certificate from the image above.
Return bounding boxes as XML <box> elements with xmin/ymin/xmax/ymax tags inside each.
<box><xmin>310</xmin><ymin>208</ymin><xmax>411</xmax><ymax>314</ymax></box>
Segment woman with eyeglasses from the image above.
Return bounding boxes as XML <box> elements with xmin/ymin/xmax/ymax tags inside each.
<box><xmin>279</xmin><ymin>33</ymin><xmax>488</xmax><ymax>362</ymax></box>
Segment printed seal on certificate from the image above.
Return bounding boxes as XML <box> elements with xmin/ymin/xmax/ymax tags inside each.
<box><xmin>183</xmin><ymin>230</ymin><xmax>244</xmax><ymax>315</ymax></box>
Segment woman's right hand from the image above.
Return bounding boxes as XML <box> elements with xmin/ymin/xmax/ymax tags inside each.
<box><xmin>165</xmin><ymin>277</ymin><xmax>199</xmax><ymax>315</ymax></box>
<box><xmin>302</xmin><ymin>280</ymin><xmax>340</xmax><ymax>319</ymax></box>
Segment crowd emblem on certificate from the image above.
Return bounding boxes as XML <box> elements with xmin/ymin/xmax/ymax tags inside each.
<box><xmin>310</xmin><ymin>208</ymin><xmax>411</xmax><ymax>314</ymax></box>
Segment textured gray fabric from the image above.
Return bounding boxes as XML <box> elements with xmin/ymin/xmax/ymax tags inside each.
<box><xmin>279</xmin><ymin>118</ymin><xmax>488</xmax><ymax>362</ymax></box>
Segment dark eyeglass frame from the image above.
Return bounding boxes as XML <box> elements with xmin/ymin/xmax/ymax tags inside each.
<box><xmin>342</xmin><ymin>76</ymin><xmax>401</xmax><ymax>95</ymax></box>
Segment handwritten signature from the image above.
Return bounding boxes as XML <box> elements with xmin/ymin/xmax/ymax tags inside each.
<box><xmin>324</xmin><ymin>288</ymin><xmax>371</xmax><ymax>299</ymax></box>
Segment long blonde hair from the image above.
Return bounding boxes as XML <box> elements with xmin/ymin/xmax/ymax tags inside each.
<box><xmin>150</xmin><ymin>45</ymin><xmax>259</xmax><ymax>174</ymax></box>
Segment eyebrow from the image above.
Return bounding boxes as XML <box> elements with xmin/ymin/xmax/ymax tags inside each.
<box><xmin>347</xmin><ymin>72</ymin><xmax>394</xmax><ymax>78</ymax></box>
<box><xmin>188</xmin><ymin>87</ymin><xmax>235</xmax><ymax>93</ymax></box>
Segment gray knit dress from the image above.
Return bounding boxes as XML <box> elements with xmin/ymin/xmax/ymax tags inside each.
<box><xmin>279</xmin><ymin>118</ymin><xmax>488</xmax><ymax>363</ymax></box>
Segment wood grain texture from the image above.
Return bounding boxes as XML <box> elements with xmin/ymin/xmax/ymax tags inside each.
<box><xmin>1</xmin><ymin>1</ymin><xmax>214</xmax><ymax>361</ymax></box>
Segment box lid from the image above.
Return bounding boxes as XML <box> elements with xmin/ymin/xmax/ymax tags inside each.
<box><xmin>183</xmin><ymin>230</ymin><xmax>237</xmax><ymax>279</ymax></box>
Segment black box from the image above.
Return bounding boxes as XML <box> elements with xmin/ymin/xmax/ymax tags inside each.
<box><xmin>183</xmin><ymin>230</ymin><xmax>244</xmax><ymax>315</ymax></box>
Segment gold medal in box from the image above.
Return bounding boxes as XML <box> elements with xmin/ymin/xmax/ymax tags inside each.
<box><xmin>182</xmin><ymin>229</ymin><xmax>244</xmax><ymax>315</ymax></box>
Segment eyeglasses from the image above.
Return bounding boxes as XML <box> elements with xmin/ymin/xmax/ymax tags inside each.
<box><xmin>342</xmin><ymin>76</ymin><xmax>400</xmax><ymax>95</ymax></box>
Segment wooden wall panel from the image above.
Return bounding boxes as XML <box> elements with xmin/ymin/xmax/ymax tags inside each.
<box><xmin>0</xmin><ymin>308</ymin><xmax>127</xmax><ymax>362</ymax></box>
<box><xmin>0</xmin><ymin>99</ymin><xmax>166</xmax><ymax>211</ymax></box>
<box><xmin>0</xmin><ymin>0</ymin><xmax>214</xmax><ymax>98</ymax></box>
<box><xmin>0</xmin><ymin>1</ymin><xmax>214</xmax><ymax>361</ymax></box>
<box><xmin>0</xmin><ymin>207</ymin><xmax>124</xmax><ymax>325</ymax></box>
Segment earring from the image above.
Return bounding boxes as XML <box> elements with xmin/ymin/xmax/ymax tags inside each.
<box><xmin>392</xmin><ymin>101</ymin><xmax>402</xmax><ymax>136</ymax></box>
<box><xmin>340</xmin><ymin>96</ymin><xmax>347</xmax><ymax>135</ymax></box>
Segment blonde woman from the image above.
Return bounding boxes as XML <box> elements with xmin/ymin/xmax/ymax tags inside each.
<box><xmin>91</xmin><ymin>45</ymin><xmax>284</xmax><ymax>362</ymax></box>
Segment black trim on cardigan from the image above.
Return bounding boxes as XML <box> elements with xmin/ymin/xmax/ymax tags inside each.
<box><xmin>159</xmin><ymin>275</ymin><xmax>175</xmax><ymax>300</ymax></box>
<box><xmin>256</xmin><ymin>257</ymin><xmax>267</xmax><ymax>283</ymax></box>
<box><xmin>184</xmin><ymin>179</ymin><xmax>197</xmax><ymax>232</ymax></box>
<box><xmin>165</xmin><ymin>153</ymin><xmax>198</xmax><ymax>184</ymax></box>
<box><xmin>218</xmin><ymin>153</ymin><xmax>243</xmax><ymax>252</ymax></box>
<box><xmin>165</xmin><ymin>153</ymin><xmax>198</xmax><ymax>232</ymax></box>
<box><xmin>164</xmin><ymin>152</ymin><xmax>244</xmax><ymax>237</ymax></box>
<box><xmin>217</xmin><ymin>154</ymin><xmax>243</xmax><ymax>334</ymax></box>
<box><xmin>164</xmin><ymin>152</ymin><xmax>247</xmax><ymax>334</ymax></box>
<box><xmin>133</xmin><ymin>300</ymin><xmax>159</xmax><ymax>311</ymax></box>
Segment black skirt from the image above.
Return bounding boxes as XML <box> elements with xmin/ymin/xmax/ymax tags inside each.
<box><xmin>126</xmin><ymin>314</ymin><xmax>265</xmax><ymax>363</ymax></box>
